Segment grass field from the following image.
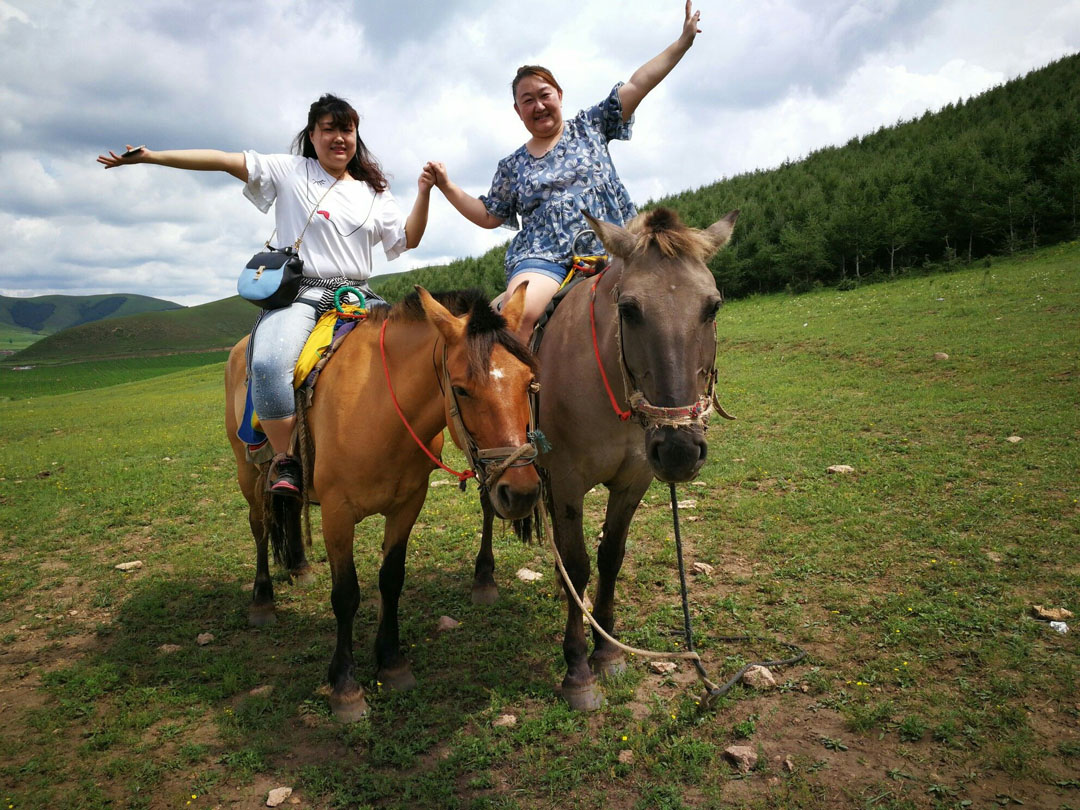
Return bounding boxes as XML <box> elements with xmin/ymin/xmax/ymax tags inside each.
<box><xmin>0</xmin><ymin>351</ymin><xmax>232</xmax><ymax>402</ymax></box>
<box><xmin>0</xmin><ymin>323</ymin><xmax>41</xmax><ymax>354</ymax></box>
<box><xmin>0</xmin><ymin>245</ymin><xmax>1077</xmax><ymax>809</ymax></box>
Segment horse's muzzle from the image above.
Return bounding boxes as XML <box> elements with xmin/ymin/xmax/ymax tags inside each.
<box><xmin>645</xmin><ymin>425</ymin><xmax>708</xmax><ymax>482</ymax></box>
<box><xmin>490</xmin><ymin>468</ymin><xmax>541</xmax><ymax>521</ymax></box>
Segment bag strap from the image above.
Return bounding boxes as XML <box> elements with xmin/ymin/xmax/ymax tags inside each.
<box><xmin>263</xmin><ymin>171</ymin><xmax>346</xmax><ymax>251</ymax></box>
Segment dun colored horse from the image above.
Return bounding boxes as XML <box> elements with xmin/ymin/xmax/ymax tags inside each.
<box><xmin>225</xmin><ymin>286</ymin><xmax>541</xmax><ymax>721</ymax></box>
<box><xmin>474</xmin><ymin>208</ymin><xmax>738</xmax><ymax>709</ymax></box>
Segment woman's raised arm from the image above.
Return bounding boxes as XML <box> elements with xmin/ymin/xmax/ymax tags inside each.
<box><xmin>97</xmin><ymin>146</ymin><xmax>248</xmax><ymax>182</ymax></box>
<box><xmin>618</xmin><ymin>0</ymin><xmax>701</xmax><ymax>122</ymax></box>
<box><xmin>424</xmin><ymin>161</ymin><xmax>504</xmax><ymax>230</ymax></box>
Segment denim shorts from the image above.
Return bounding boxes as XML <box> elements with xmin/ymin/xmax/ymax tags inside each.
<box><xmin>506</xmin><ymin>258</ymin><xmax>570</xmax><ymax>285</ymax></box>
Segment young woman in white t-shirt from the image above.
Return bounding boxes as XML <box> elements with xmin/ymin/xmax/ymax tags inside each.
<box><xmin>99</xmin><ymin>94</ymin><xmax>434</xmax><ymax>497</ymax></box>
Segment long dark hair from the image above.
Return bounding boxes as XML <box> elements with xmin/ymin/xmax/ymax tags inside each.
<box><xmin>292</xmin><ymin>94</ymin><xmax>388</xmax><ymax>192</ymax></box>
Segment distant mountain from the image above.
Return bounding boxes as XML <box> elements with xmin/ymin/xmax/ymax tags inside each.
<box><xmin>0</xmin><ymin>293</ymin><xmax>183</xmax><ymax>336</ymax></box>
<box><xmin>5</xmin><ymin>296</ymin><xmax>256</xmax><ymax>364</ymax></box>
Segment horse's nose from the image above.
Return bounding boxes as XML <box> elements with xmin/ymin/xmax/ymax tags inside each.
<box><xmin>646</xmin><ymin>426</ymin><xmax>708</xmax><ymax>483</ymax></box>
<box><xmin>492</xmin><ymin>473</ymin><xmax>540</xmax><ymax>521</ymax></box>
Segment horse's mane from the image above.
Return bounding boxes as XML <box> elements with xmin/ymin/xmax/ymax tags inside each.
<box><xmin>376</xmin><ymin>288</ymin><xmax>536</xmax><ymax>378</ymax></box>
<box><xmin>625</xmin><ymin>208</ymin><xmax>715</xmax><ymax>263</ymax></box>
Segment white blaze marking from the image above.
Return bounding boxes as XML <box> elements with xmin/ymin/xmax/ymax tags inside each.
<box><xmin>490</xmin><ymin>367</ymin><xmax>505</xmax><ymax>380</ymax></box>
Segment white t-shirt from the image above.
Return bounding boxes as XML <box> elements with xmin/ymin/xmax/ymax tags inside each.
<box><xmin>243</xmin><ymin>151</ymin><xmax>408</xmax><ymax>281</ymax></box>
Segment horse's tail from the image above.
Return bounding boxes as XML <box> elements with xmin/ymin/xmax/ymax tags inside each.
<box><xmin>511</xmin><ymin>513</ymin><xmax>534</xmax><ymax>544</ymax></box>
<box><xmin>267</xmin><ymin>496</ymin><xmax>302</xmax><ymax>568</ymax></box>
<box><xmin>295</xmin><ymin>391</ymin><xmax>316</xmax><ymax>552</ymax></box>
<box><xmin>257</xmin><ymin>392</ymin><xmax>315</xmax><ymax>569</ymax></box>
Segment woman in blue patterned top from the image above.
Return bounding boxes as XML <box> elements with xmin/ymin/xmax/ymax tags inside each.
<box><xmin>426</xmin><ymin>1</ymin><xmax>702</xmax><ymax>340</ymax></box>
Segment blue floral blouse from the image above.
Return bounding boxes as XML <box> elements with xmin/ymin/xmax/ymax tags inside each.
<box><xmin>480</xmin><ymin>83</ymin><xmax>637</xmax><ymax>277</ymax></box>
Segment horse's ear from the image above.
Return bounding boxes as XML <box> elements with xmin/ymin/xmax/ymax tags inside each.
<box><xmin>500</xmin><ymin>281</ymin><xmax>529</xmax><ymax>334</ymax></box>
<box><xmin>704</xmin><ymin>209</ymin><xmax>740</xmax><ymax>256</ymax></box>
<box><xmin>583</xmin><ymin>212</ymin><xmax>637</xmax><ymax>260</ymax></box>
<box><xmin>416</xmin><ymin>286</ymin><xmax>466</xmax><ymax>344</ymax></box>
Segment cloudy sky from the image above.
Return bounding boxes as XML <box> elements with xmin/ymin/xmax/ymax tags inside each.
<box><xmin>1</xmin><ymin>0</ymin><xmax>1078</xmax><ymax>306</ymax></box>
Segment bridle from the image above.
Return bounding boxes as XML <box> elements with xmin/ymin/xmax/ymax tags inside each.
<box><xmin>378</xmin><ymin>318</ymin><xmax>539</xmax><ymax>493</ymax></box>
<box><xmin>588</xmin><ymin>263</ymin><xmax>736</xmax><ymax>431</ymax></box>
<box><xmin>439</xmin><ymin>340</ymin><xmax>541</xmax><ymax>493</ymax></box>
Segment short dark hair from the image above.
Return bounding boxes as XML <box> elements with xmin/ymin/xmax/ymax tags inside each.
<box><xmin>511</xmin><ymin>66</ymin><xmax>563</xmax><ymax>103</ymax></box>
<box><xmin>292</xmin><ymin>94</ymin><xmax>388</xmax><ymax>192</ymax></box>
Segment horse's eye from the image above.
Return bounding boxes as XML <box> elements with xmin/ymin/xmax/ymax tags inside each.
<box><xmin>452</xmin><ymin>385</ymin><xmax>469</xmax><ymax>398</ymax></box>
<box><xmin>704</xmin><ymin>298</ymin><xmax>722</xmax><ymax>322</ymax></box>
<box><xmin>618</xmin><ymin>299</ymin><xmax>643</xmax><ymax>323</ymax></box>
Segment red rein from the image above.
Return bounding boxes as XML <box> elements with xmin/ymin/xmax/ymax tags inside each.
<box><xmin>589</xmin><ymin>272</ymin><xmax>633</xmax><ymax>422</ymax></box>
<box><xmin>379</xmin><ymin>319</ymin><xmax>475</xmax><ymax>484</ymax></box>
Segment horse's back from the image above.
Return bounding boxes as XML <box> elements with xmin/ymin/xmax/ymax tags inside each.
<box><xmin>306</xmin><ymin>318</ymin><xmax>443</xmax><ymax>514</ymax></box>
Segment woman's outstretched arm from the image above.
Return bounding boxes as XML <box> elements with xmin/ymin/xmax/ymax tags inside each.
<box><xmin>97</xmin><ymin>146</ymin><xmax>248</xmax><ymax>182</ymax></box>
<box><xmin>618</xmin><ymin>0</ymin><xmax>701</xmax><ymax>121</ymax></box>
<box><xmin>405</xmin><ymin>165</ymin><xmax>436</xmax><ymax>249</ymax></box>
<box><xmin>424</xmin><ymin>161</ymin><xmax>504</xmax><ymax>230</ymax></box>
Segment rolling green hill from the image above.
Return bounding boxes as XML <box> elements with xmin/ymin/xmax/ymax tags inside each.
<box><xmin>0</xmin><ymin>292</ymin><xmax>182</xmax><ymax>336</ymax></box>
<box><xmin>4</xmin><ymin>295</ymin><xmax>255</xmax><ymax>365</ymax></box>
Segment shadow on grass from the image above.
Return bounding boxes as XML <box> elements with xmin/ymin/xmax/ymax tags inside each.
<box><xmin>39</xmin><ymin>560</ymin><xmax>562</xmax><ymax>805</ymax></box>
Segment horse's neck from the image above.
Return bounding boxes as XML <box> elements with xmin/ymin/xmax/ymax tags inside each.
<box><xmin>375</xmin><ymin>318</ymin><xmax>446</xmax><ymax>429</ymax></box>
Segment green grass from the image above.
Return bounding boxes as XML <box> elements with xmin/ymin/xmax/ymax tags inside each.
<box><xmin>0</xmin><ymin>244</ymin><xmax>1077</xmax><ymax>809</ymax></box>
<box><xmin>0</xmin><ymin>322</ymin><xmax>42</xmax><ymax>353</ymax></box>
<box><xmin>0</xmin><ymin>351</ymin><xmax>230</xmax><ymax>400</ymax></box>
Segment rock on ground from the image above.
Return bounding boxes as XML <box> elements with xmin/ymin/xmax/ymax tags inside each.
<box><xmin>266</xmin><ymin>786</ymin><xmax>293</xmax><ymax>807</ymax></box>
<box><xmin>724</xmin><ymin>745</ymin><xmax>758</xmax><ymax>772</ymax></box>
<box><xmin>741</xmin><ymin>665</ymin><xmax>777</xmax><ymax>690</ymax></box>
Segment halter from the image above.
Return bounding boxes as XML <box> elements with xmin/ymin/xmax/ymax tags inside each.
<box><xmin>379</xmin><ymin>318</ymin><xmax>539</xmax><ymax>493</ymax></box>
<box><xmin>588</xmin><ymin>265</ymin><xmax>736</xmax><ymax>431</ymax></box>
<box><xmin>441</xmin><ymin>342</ymin><xmax>541</xmax><ymax>493</ymax></box>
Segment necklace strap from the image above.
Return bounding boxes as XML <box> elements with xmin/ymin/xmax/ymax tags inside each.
<box><xmin>262</xmin><ymin>170</ymin><xmax>346</xmax><ymax>251</ymax></box>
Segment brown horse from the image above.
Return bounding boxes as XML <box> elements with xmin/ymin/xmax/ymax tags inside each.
<box><xmin>225</xmin><ymin>286</ymin><xmax>541</xmax><ymax>721</ymax></box>
<box><xmin>473</xmin><ymin>208</ymin><xmax>738</xmax><ymax>709</ymax></box>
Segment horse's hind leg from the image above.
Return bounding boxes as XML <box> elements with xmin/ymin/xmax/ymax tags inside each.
<box><xmin>375</xmin><ymin>488</ymin><xmax>427</xmax><ymax>692</ymax></box>
<box><xmin>589</xmin><ymin>473</ymin><xmax>652</xmax><ymax>679</ymax></box>
<box><xmin>472</xmin><ymin>490</ymin><xmax>499</xmax><ymax>605</ymax></box>
<box><xmin>240</xmin><ymin>464</ymin><xmax>276</xmax><ymax>627</ymax></box>
<box><xmin>321</xmin><ymin>499</ymin><xmax>367</xmax><ymax>722</ymax></box>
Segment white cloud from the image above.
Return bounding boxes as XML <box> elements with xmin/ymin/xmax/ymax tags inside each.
<box><xmin>0</xmin><ymin>0</ymin><xmax>1077</xmax><ymax>304</ymax></box>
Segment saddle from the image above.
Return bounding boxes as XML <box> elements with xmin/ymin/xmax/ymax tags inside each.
<box><xmin>528</xmin><ymin>253</ymin><xmax>607</xmax><ymax>354</ymax></box>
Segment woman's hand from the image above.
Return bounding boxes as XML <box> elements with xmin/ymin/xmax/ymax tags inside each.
<box><xmin>423</xmin><ymin>161</ymin><xmax>451</xmax><ymax>192</ymax></box>
<box><xmin>96</xmin><ymin>145</ymin><xmax>150</xmax><ymax>169</ymax></box>
<box><xmin>680</xmin><ymin>0</ymin><xmax>702</xmax><ymax>48</ymax></box>
<box><xmin>619</xmin><ymin>1</ymin><xmax>703</xmax><ymax>121</ymax></box>
<box><xmin>418</xmin><ymin>164</ymin><xmax>436</xmax><ymax>194</ymax></box>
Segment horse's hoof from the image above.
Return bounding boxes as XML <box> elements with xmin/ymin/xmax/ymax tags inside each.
<box><xmin>248</xmin><ymin>605</ymin><xmax>276</xmax><ymax>627</ymax></box>
<box><xmin>471</xmin><ymin>583</ymin><xmax>499</xmax><ymax>606</ymax></box>
<box><xmin>590</xmin><ymin>653</ymin><xmax>627</xmax><ymax>681</ymax></box>
<box><xmin>560</xmin><ymin>682</ymin><xmax>604</xmax><ymax>711</ymax></box>
<box><xmin>290</xmin><ymin>566</ymin><xmax>316</xmax><ymax>588</ymax></box>
<box><xmin>378</xmin><ymin>664</ymin><xmax>417</xmax><ymax>692</ymax></box>
<box><xmin>330</xmin><ymin>689</ymin><xmax>369</xmax><ymax>722</ymax></box>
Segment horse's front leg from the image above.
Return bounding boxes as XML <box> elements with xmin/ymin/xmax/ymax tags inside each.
<box><xmin>549</xmin><ymin>481</ymin><xmax>602</xmax><ymax>710</ymax></box>
<box><xmin>590</xmin><ymin>472</ymin><xmax>653</xmax><ymax>679</ymax></box>
<box><xmin>321</xmin><ymin>499</ymin><xmax>367</xmax><ymax>722</ymax></box>
<box><xmin>374</xmin><ymin>486</ymin><xmax>427</xmax><ymax>691</ymax></box>
<box><xmin>472</xmin><ymin>489</ymin><xmax>499</xmax><ymax>605</ymax></box>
